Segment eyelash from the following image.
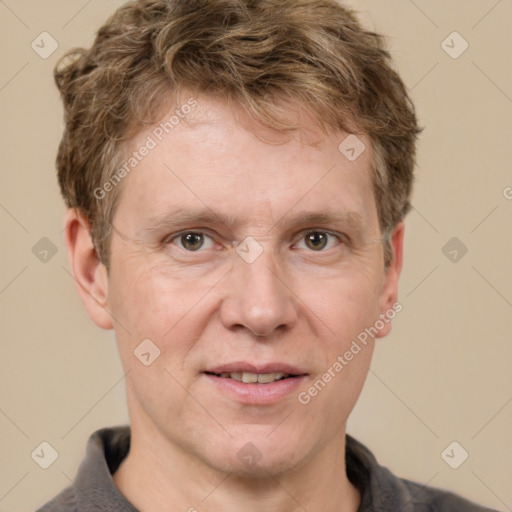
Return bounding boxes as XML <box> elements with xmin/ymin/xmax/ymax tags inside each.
<box><xmin>166</xmin><ymin>230</ymin><xmax>345</xmax><ymax>252</ymax></box>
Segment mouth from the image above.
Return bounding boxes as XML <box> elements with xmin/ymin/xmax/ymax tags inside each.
<box><xmin>202</xmin><ymin>363</ymin><xmax>308</xmax><ymax>404</ymax></box>
<box><xmin>204</xmin><ymin>371</ymin><xmax>299</xmax><ymax>384</ymax></box>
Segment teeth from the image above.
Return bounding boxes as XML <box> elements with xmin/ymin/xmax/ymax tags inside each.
<box><xmin>257</xmin><ymin>372</ymin><xmax>285</xmax><ymax>383</ymax></box>
<box><xmin>242</xmin><ymin>372</ymin><xmax>259</xmax><ymax>383</ymax></box>
<box><xmin>217</xmin><ymin>372</ymin><xmax>288</xmax><ymax>383</ymax></box>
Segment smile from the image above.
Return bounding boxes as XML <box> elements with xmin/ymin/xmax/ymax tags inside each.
<box><xmin>205</xmin><ymin>371</ymin><xmax>291</xmax><ymax>384</ymax></box>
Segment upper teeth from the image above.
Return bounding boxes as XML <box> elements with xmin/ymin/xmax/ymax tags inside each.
<box><xmin>219</xmin><ymin>372</ymin><xmax>288</xmax><ymax>383</ymax></box>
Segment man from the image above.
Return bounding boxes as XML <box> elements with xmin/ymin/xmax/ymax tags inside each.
<box><xmin>38</xmin><ymin>0</ymin><xmax>498</xmax><ymax>510</ymax></box>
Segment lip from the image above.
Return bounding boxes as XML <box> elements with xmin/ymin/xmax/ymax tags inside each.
<box><xmin>205</xmin><ymin>362</ymin><xmax>306</xmax><ymax>375</ymax></box>
<box><xmin>204</xmin><ymin>373</ymin><xmax>307</xmax><ymax>405</ymax></box>
<box><xmin>202</xmin><ymin>361</ymin><xmax>308</xmax><ymax>405</ymax></box>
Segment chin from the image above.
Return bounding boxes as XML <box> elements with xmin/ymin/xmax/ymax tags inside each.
<box><xmin>199</xmin><ymin>429</ymin><xmax>309</xmax><ymax>478</ymax></box>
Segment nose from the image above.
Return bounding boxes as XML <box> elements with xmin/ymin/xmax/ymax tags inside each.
<box><xmin>220</xmin><ymin>248</ymin><xmax>298</xmax><ymax>337</ymax></box>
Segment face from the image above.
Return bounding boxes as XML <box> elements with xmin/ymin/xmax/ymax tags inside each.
<box><xmin>75</xmin><ymin>93</ymin><xmax>403</xmax><ymax>477</ymax></box>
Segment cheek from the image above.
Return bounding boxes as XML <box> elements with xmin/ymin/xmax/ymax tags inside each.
<box><xmin>107</xmin><ymin>259</ymin><xmax>202</xmax><ymax>416</ymax></box>
<box><xmin>107</xmin><ymin>254</ymin><xmax>223</xmax><ymax>364</ymax></box>
<box><xmin>110</xmin><ymin>263</ymin><xmax>166</xmax><ymax>328</ymax></box>
<box><xmin>297</xmin><ymin>263</ymin><xmax>382</xmax><ymax>340</ymax></box>
<box><xmin>301</xmin><ymin>274</ymin><xmax>378</xmax><ymax>418</ymax></box>
<box><xmin>109</xmin><ymin>254</ymin><xmax>185</xmax><ymax>326</ymax></box>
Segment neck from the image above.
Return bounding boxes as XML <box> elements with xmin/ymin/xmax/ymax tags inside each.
<box><xmin>113</xmin><ymin>418</ymin><xmax>361</xmax><ymax>512</ymax></box>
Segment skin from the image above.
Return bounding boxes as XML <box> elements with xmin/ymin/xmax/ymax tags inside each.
<box><xmin>64</xmin><ymin>93</ymin><xmax>404</xmax><ymax>512</ymax></box>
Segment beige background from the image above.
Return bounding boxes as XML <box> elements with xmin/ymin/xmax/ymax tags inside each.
<box><xmin>1</xmin><ymin>1</ymin><xmax>511</xmax><ymax>511</ymax></box>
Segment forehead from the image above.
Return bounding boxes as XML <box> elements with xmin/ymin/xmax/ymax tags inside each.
<box><xmin>116</xmin><ymin>94</ymin><xmax>377</xmax><ymax>231</ymax></box>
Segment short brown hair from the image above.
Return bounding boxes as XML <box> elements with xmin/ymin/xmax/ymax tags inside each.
<box><xmin>54</xmin><ymin>0</ymin><xmax>422</xmax><ymax>269</ymax></box>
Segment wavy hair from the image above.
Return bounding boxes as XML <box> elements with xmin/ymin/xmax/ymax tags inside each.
<box><xmin>54</xmin><ymin>0</ymin><xmax>422</xmax><ymax>268</ymax></box>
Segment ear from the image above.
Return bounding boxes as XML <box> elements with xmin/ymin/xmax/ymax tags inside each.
<box><xmin>63</xmin><ymin>209</ymin><xmax>113</xmax><ymax>330</ymax></box>
<box><xmin>375</xmin><ymin>220</ymin><xmax>404</xmax><ymax>339</ymax></box>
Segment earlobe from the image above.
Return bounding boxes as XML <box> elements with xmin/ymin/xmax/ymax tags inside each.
<box><xmin>375</xmin><ymin>221</ymin><xmax>405</xmax><ymax>339</ymax></box>
<box><xmin>63</xmin><ymin>209</ymin><xmax>113</xmax><ymax>330</ymax></box>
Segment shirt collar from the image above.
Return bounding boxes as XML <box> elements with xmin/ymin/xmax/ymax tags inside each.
<box><xmin>71</xmin><ymin>426</ymin><xmax>414</xmax><ymax>511</ymax></box>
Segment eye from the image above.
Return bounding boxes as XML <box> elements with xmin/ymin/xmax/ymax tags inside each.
<box><xmin>295</xmin><ymin>231</ymin><xmax>341</xmax><ymax>251</ymax></box>
<box><xmin>171</xmin><ymin>231</ymin><xmax>215</xmax><ymax>251</ymax></box>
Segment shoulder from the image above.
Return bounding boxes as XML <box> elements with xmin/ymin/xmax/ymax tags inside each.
<box><xmin>35</xmin><ymin>486</ymin><xmax>76</xmax><ymax>512</ymax></box>
<box><xmin>345</xmin><ymin>434</ymin><xmax>499</xmax><ymax>512</ymax></box>
<box><xmin>400</xmin><ymin>477</ymin><xmax>499</xmax><ymax>511</ymax></box>
<box><xmin>34</xmin><ymin>425</ymin><xmax>132</xmax><ymax>512</ymax></box>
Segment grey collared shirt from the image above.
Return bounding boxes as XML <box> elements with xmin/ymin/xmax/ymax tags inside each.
<box><xmin>36</xmin><ymin>426</ymin><xmax>498</xmax><ymax>511</ymax></box>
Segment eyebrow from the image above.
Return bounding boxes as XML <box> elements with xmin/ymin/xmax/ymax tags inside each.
<box><xmin>140</xmin><ymin>206</ymin><xmax>365</xmax><ymax>235</ymax></box>
<box><xmin>141</xmin><ymin>207</ymin><xmax>239</xmax><ymax>234</ymax></box>
<box><xmin>273</xmin><ymin>210</ymin><xmax>364</xmax><ymax>234</ymax></box>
